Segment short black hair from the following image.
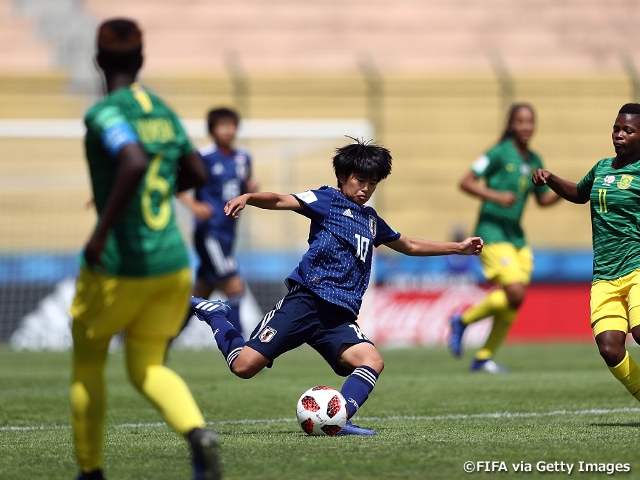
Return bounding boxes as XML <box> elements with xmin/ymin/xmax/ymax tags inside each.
<box><xmin>618</xmin><ymin>103</ymin><xmax>640</xmax><ymax>115</ymax></box>
<box><xmin>499</xmin><ymin>103</ymin><xmax>535</xmax><ymax>142</ymax></box>
<box><xmin>207</xmin><ymin>107</ymin><xmax>240</xmax><ymax>133</ymax></box>
<box><xmin>333</xmin><ymin>137</ymin><xmax>392</xmax><ymax>187</ymax></box>
<box><xmin>96</xmin><ymin>18</ymin><xmax>143</xmax><ymax>74</ymax></box>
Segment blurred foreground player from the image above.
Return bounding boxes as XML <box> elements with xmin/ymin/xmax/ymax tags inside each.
<box><xmin>70</xmin><ymin>18</ymin><xmax>221</xmax><ymax>480</ymax></box>
<box><xmin>190</xmin><ymin>138</ymin><xmax>483</xmax><ymax>435</ymax></box>
<box><xmin>449</xmin><ymin>103</ymin><xmax>560</xmax><ymax>373</ymax></box>
<box><xmin>532</xmin><ymin>103</ymin><xmax>640</xmax><ymax>407</ymax></box>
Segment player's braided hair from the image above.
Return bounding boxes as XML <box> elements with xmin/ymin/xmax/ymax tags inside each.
<box><xmin>333</xmin><ymin>137</ymin><xmax>392</xmax><ymax>187</ymax></box>
<box><xmin>619</xmin><ymin>103</ymin><xmax>640</xmax><ymax>115</ymax></box>
<box><xmin>499</xmin><ymin>103</ymin><xmax>535</xmax><ymax>143</ymax></box>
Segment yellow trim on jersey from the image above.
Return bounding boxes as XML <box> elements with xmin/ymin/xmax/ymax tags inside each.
<box><xmin>131</xmin><ymin>82</ymin><xmax>153</xmax><ymax>113</ymax></box>
<box><xmin>478</xmin><ymin>243</ymin><xmax>533</xmax><ymax>286</ymax></box>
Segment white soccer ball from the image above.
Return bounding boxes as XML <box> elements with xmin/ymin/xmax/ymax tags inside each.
<box><xmin>295</xmin><ymin>386</ymin><xmax>348</xmax><ymax>436</ymax></box>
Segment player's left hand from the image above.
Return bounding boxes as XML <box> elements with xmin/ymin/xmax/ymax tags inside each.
<box><xmin>531</xmin><ymin>168</ymin><xmax>551</xmax><ymax>187</ymax></box>
<box><xmin>460</xmin><ymin>236</ymin><xmax>484</xmax><ymax>256</ymax></box>
<box><xmin>224</xmin><ymin>194</ymin><xmax>248</xmax><ymax>218</ymax></box>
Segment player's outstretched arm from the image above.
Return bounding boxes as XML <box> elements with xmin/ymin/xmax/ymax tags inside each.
<box><xmin>224</xmin><ymin>192</ymin><xmax>303</xmax><ymax>218</ymax></box>
<box><xmin>531</xmin><ymin>169</ymin><xmax>588</xmax><ymax>204</ymax></box>
<box><xmin>384</xmin><ymin>234</ymin><xmax>483</xmax><ymax>257</ymax></box>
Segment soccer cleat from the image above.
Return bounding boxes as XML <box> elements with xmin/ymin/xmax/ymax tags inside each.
<box><xmin>76</xmin><ymin>470</ymin><xmax>105</xmax><ymax>480</ymax></box>
<box><xmin>189</xmin><ymin>297</ymin><xmax>231</xmax><ymax>325</ymax></box>
<box><xmin>470</xmin><ymin>358</ymin><xmax>510</xmax><ymax>374</ymax></box>
<box><xmin>189</xmin><ymin>428</ymin><xmax>222</xmax><ymax>480</ymax></box>
<box><xmin>448</xmin><ymin>313</ymin><xmax>467</xmax><ymax>358</ymax></box>
<box><xmin>336</xmin><ymin>420</ymin><xmax>377</xmax><ymax>436</ymax></box>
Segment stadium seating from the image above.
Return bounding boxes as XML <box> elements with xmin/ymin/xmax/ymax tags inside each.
<box><xmin>0</xmin><ymin>1</ymin><xmax>638</xmax><ymax>251</ymax></box>
<box><xmin>0</xmin><ymin>0</ymin><xmax>52</xmax><ymax>71</ymax></box>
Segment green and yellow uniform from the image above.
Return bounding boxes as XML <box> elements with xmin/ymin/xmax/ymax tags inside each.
<box><xmin>577</xmin><ymin>158</ymin><xmax>640</xmax><ymax>336</ymax></box>
<box><xmin>471</xmin><ymin>139</ymin><xmax>549</xmax><ymax>285</ymax></box>
<box><xmin>472</xmin><ymin>138</ymin><xmax>548</xmax><ymax>247</ymax></box>
<box><xmin>460</xmin><ymin>139</ymin><xmax>549</xmax><ymax>363</ymax></box>
<box><xmin>578</xmin><ymin>157</ymin><xmax>640</xmax><ymax>401</ymax></box>
<box><xmin>70</xmin><ymin>84</ymin><xmax>205</xmax><ymax>473</ymax></box>
<box><xmin>82</xmin><ymin>83</ymin><xmax>192</xmax><ymax>276</ymax></box>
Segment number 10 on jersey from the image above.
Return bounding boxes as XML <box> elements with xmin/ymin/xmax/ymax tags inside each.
<box><xmin>354</xmin><ymin>234</ymin><xmax>370</xmax><ymax>262</ymax></box>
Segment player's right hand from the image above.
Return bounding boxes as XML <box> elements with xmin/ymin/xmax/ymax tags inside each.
<box><xmin>192</xmin><ymin>201</ymin><xmax>213</xmax><ymax>222</ymax></box>
<box><xmin>83</xmin><ymin>232</ymin><xmax>107</xmax><ymax>271</ymax></box>
<box><xmin>495</xmin><ymin>191</ymin><xmax>517</xmax><ymax>207</ymax></box>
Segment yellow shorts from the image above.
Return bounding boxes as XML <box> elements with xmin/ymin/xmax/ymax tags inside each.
<box><xmin>70</xmin><ymin>267</ymin><xmax>192</xmax><ymax>341</ymax></box>
<box><xmin>479</xmin><ymin>243</ymin><xmax>533</xmax><ymax>286</ymax></box>
<box><xmin>590</xmin><ymin>269</ymin><xmax>640</xmax><ymax>337</ymax></box>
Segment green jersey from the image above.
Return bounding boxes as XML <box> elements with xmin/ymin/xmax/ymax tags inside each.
<box><xmin>83</xmin><ymin>83</ymin><xmax>194</xmax><ymax>277</ymax></box>
<box><xmin>471</xmin><ymin>139</ymin><xmax>549</xmax><ymax>248</ymax></box>
<box><xmin>577</xmin><ymin>158</ymin><xmax>640</xmax><ymax>282</ymax></box>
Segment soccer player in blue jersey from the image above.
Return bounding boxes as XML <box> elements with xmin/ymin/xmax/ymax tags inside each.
<box><xmin>178</xmin><ymin>107</ymin><xmax>258</xmax><ymax>337</ymax></box>
<box><xmin>189</xmin><ymin>138</ymin><xmax>483</xmax><ymax>435</ymax></box>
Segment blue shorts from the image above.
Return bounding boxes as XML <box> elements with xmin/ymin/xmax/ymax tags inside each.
<box><xmin>194</xmin><ymin>231</ymin><xmax>238</xmax><ymax>285</ymax></box>
<box><xmin>246</xmin><ymin>284</ymin><xmax>374</xmax><ymax>376</ymax></box>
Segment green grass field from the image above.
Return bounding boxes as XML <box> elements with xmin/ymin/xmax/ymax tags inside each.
<box><xmin>1</xmin><ymin>343</ymin><xmax>639</xmax><ymax>479</ymax></box>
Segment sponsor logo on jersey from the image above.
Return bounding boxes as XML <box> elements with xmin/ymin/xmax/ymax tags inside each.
<box><xmin>343</xmin><ymin>208</ymin><xmax>354</xmax><ymax>218</ymax></box>
<box><xmin>259</xmin><ymin>326</ymin><xmax>277</xmax><ymax>343</ymax></box>
<box><xmin>519</xmin><ymin>164</ymin><xmax>530</xmax><ymax>176</ymax></box>
<box><xmin>603</xmin><ymin>175</ymin><xmax>615</xmax><ymax>185</ymax></box>
<box><xmin>617</xmin><ymin>174</ymin><xmax>633</xmax><ymax>190</ymax></box>
<box><xmin>369</xmin><ymin>216</ymin><xmax>377</xmax><ymax>237</ymax></box>
<box><xmin>212</xmin><ymin>163</ymin><xmax>224</xmax><ymax>175</ymax></box>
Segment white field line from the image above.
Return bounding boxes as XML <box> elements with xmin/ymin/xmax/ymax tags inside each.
<box><xmin>2</xmin><ymin>407</ymin><xmax>640</xmax><ymax>432</ymax></box>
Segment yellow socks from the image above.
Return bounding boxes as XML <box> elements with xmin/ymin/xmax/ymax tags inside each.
<box><xmin>462</xmin><ymin>290</ymin><xmax>517</xmax><ymax>361</ymax></box>
<box><xmin>609</xmin><ymin>351</ymin><xmax>640</xmax><ymax>401</ymax></box>
<box><xmin>462</xmin><ymin>289</ymin><xmax>510</xmax><ymax>325</ymax></box>
<box><xmin>474</xmin><ymin>308</ymin><xmax>518</xmax><ymax>360</ymax></box>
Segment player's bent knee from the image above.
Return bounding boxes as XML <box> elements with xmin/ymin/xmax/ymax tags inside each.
<box><xmin>368</xmin><ymin>357</ymin><xmax>384</xmax><ymax>374</ymax></box>
<box><xmin>230</xmin><ymin>362</ymin><xmax>261</xmax><ymax>379</ymax></box>
<box><xmin>597</xmin><ymin>342</ymin><xmax>625</xmax><ymax>366</ymax></box>
<box><xmin>230</xmin><ymin>349</ymin><xmax>269</xmax><ymax>379</ymax></box>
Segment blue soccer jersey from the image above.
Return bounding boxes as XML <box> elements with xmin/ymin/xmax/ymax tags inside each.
<box><xmin>287</xmin><ymin>186</ymin><xmax>401</xmax><ymax>315</ymax></box>
<box><xmin>194</xmin><ymin>144</ymin><xmax>252</xmax><ymax>243</ymax></box>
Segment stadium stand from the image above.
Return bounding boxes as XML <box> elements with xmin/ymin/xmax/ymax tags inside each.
<box><xmin>0</xmin><ymin>0</ymin><xmax>52</xmax><ymax>71</ymax></box>
<box><xmin>1</xmin><ymin>1</ymin><xmax>638</xmax><ymax>250</ymax></box>
<box><xmin>2</xmin><ymin>0</ymin><xmax>637</xmax><ymax>345</ymax></box>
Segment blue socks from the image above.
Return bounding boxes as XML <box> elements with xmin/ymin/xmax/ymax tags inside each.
<box><xmin>205</xmin><ymin>313</ymin><xmax>245</xmax><ymax>369</ymax></box>
<box><xmin>226</xmin><ymin>294</ymin><xmax>243</xmax><ymax>339</ymax></box>
<box><xmin>340</xmin><ymin>366</ymin><xmax>379</xmax><ymax>419</ymax></box>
